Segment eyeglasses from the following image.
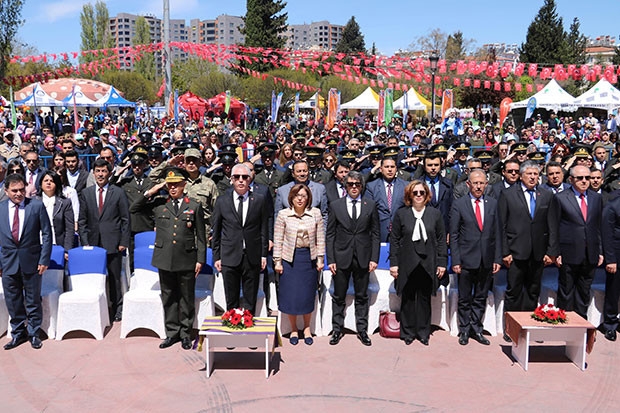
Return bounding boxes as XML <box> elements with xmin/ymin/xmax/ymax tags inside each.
<box><xmin>573</xmin><ymin>175</ymin><xmax>591</xmax><ymax>181</ymax></box>
<box><xmin>185</xmin><ymin>157</ymin><xmax>199</xmax><ymax>164</ymax></box>
<box><xmin>505</xmin><ymin>169</ymin><xmax>519</xmax><ymax>174</ymax></box>
<box><xmin>346</xmin><ymin>182</ymin><xmax>361</xmax><ymax>188</ymax></box>
<box><xmin>412</xmin><ymin>190</ymin><xmax>426</xmax><ymax>196</ymax></box>
<box><xmin>232</xmin><ymin>174</ymin><xmax>250</xmax><ymax>180</ymax></box>
<box><xmin>25</xmin><ymin>159</ymin><xmax>38</xmax><ymax>163</ymax></box>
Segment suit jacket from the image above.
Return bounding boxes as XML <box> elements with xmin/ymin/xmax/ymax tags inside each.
<box><xmin>274</xmin><ymin>180</ymin><xmax>328</xmax><ymax>227</ymax></box>
<box><xmin>65</xmin><ymin>169</ymin><xmax>89</xmax><ymax>194</ymax></box>
<box><xmin>365</xmin><ymin>177</ymin><xmax>407</xmax><ymax>242</ymax></box>
<box><xmin>212</xmin><ymin>190</ymin><xmax>269</xmax><ymax>267</ymax></box>
<box><xmin>325</xmin><ymin>179</ymin><xmax>346</xmax><ymax>207</ymax></box>
<box><xmin>254</xmin><ymin>167</ymin><xmax>285</xmax><ymax>201</ymax></box>
<box><xmin>389</xmin><ymin>206</ymin><xmax>448</xmax><ymax>295</ymax></box>
<box><xmin>273</xmin><ymin>207</ymin><xmax>325</xmax><ymax>263</ymax></box>
<box><xmin>40</xmin><ymin>196</ymin><xmax>75</xmax><ymax>252</ymax></box>
<box><xmin>78</xmin><ymin>184</ymin><xmax>131</xmax><ymax>254</ymax></box>
<box><xmin>549</xmin><ymin>188</ymin><xmax>602</xmax><ymax>266</ymax></box>
<box><xmin>326</xmin><ymin>197</ymin><xmax>380</xmax><ymax>269</ymax></box>
<box><xmin>308</xmin><ymin>168</ymin><xmax>332</xmax><ymax>185</ymax></box>
<box><xmin>25</xmin><ymin>167</ymin><xmax>47</xmax><ymax>193</ymax></box>
<box><xmin>602</xmin><ymin>196</ymin><xmax>620</xmax><ymax>265</ymax></box>
<box><xmin>540</xmin><ymin>182</ymin><xmax>570</xmax><ymax>194</ymax></box>
<box><xmin>424</xmin><ymin>175</ymin><xmax>453</xmax><ymax>230</ymax></box>
<box><xmin>116</xmin><ymin>175</ymin><xmax>155</xmax><ymax>233</ymax></box>
<box><xmin>0</xmin><ymin>198</ymin><xmax>52</xmax><ymax>275</ymax></box>
<box><xmin>224</xmin><ymin>182</ymin><xmax>274</xmax><ymax>241</ymax></box>
<box><xmin>449</xmin><ymin>195</ymin><xmax>501</xmax><ymax>269</ymax></box>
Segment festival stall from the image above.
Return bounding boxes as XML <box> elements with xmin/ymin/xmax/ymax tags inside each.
<box><xmin>510</xmin><ymin>79</ymin><xmax>577</xmax><ymax>112</ymax></box>
<box><xmin>571</xmin><ymin>78</ymin><xmax>620</xmax><ymax>113</ymax></box>
<box><xmin>393</xmin><ymin>88</ymin><xmax>428</xmax><ymax>111</ymax></box>
<box><xmin>62</xmin><ymin>86</ymin><xmax>98</xmax><ymax>107</ymax></box>
<box><xmin>14</xmin><ymin>83</ymin><xmax>64</xmax><ymax>107</ymax></box>
<box><xmin>94</xmin><ymin>86</ymin><xmax>136</xmax><ymax>108</ymax></box>
<box><xmin>205</xmin><ymin>92</ymin><xmax>247</xmax><ymax>125</ymax></box>
<box><xmin>340</xmin><ymin>87</ymin><xmax>380</xmax><ymax>110</ymax></box>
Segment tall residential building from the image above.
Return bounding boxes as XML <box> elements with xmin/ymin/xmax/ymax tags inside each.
<box><xmin>285</xmin><ymin>21</ymin><xmax>344</xmax><ymax>50</ymax></box>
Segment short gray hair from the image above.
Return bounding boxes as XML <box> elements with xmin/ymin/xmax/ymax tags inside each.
<box><xmin>519</xmin><ymin>160</ymin><xmax>539</xmax><ymax>174</ymax></box>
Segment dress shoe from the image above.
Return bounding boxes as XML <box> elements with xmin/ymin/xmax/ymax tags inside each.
<box><xmin>329</xmin><ymin>331</ymin><xmax>343</xmax><ymax>345</ymax></box>
<box><xmin>289</xmin><ymin>336</ymin><xmax>299</xmax><ymax>345</ymax></box>
<box><xmin>418</xmin><ymin>337</ymin><xmax>429</xmax><ymax>346</ymax></box>
<box><xmin>404</xmin><ymin>337</ymin><xmax>414</xmax><ymax>345</ymax></box>
<box><xmin>159</xmin><ymin>336</ymin><xmax>180</xmax><ymax>349</ymax></box>
<box><xmin>181</xmin><ymin>338</ymin><xmax>192</xmax><ymax>350</ymax></box>
<box><xmin>503</xmin><ymin>333</ymin><xmax>512</xmax><ymax>343</ymax></box>
<box><xmin>470</xmin><ymin>332</ymin><xmax>490</xmax><ymax>345</ymax></box>
<box><xmin>30</xmin><ymin>336</ymin><xmax>42</xmax><ymax>349</ymax></box>
<box><xmin>304</xmin><ymin>337</ymin><xmax>313</xmax><ymax>346</ymax></box>
<box><xmin>458</xmin><ymin>333</ymin><xmax>469</xmax><ymax>346</ymax></box>
<box><xmin>4</xmin><ymin>335</ymin><xmax>27</xmax><ymax>350</ymax></box>
<box><xmin>114</xmin><ymin>315</ymin><xmax>122</xmax><ymax>322</ymax></box>
<box><xmin>605</xmin><ymin>330</ymin><xmax>617</xmax><ymax>342</ymax></box>
<box><xmin>357</xmin><ymin>331</ymin><xmax>372</xmax><ymax>346</ymax></box>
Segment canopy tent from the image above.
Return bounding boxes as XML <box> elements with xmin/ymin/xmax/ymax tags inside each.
<box><xmin>510</xmin><ymin>79</ymin><xmax>576</xmax><ymax>112</ymax></box>
<box><xmin>177</xmin><ymin>91</ymin><xmax>210</xmax><ymax>122</ymax></box>
<box><xmin>340</xmin><ymin>87</ymin><xmax>380</xmax><ymax>110</ymax></box>
<box><xmin>62</xmin><ymin>86</ymin><xmax>98</xmax><ymax>107</ymax></box>
<box><xmin>205</xmin><ymin>92</ymin><xmax>247</xmax><ymax>125</ymax></box>
<box><xmin>94</xmin><ymin>86</ymin><xmax>135</xmax><ymax>108</ymax></box>
<box><xmin>14</xmin><ymin>83</ymin><xmax>64</xmax><ymax>107</ymax></box>
<box><xmin>393</xmin><ymin>88</ymin><xmax>428</xmax><ymax>111</ymax></box>
<box><xmin>295</xmin><ymin>92</ymin><xmax>326</xmax><ymax>109</ymax></box>
<box><xmin>571</xmin><ymin>79</ymin><xmax>620</xmax><ymax>112</ymax></box>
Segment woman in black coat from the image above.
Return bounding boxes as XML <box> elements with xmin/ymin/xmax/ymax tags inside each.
<box><xmin>37</xmin><ymin>170</ymin><xmax>75</xmax><ymax>256</ymax></box>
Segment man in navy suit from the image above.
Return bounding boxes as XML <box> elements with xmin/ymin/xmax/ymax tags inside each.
<box><xmin>365</xmin><ymin>157</ymin><xmax>407</xmax><ymax>242</ymax></box>
<box><xmin>450</xmin><ymin>169</ymin><xmax>501</xmax><ymax>345</ymax></box>
<box><xmin>541</xmin><ymin>161</ymin><xmax>570</xmax><ymax>194</ymax></box>
<box><xmin>420</xmin><ymin>152</ymin><xmax>453</xmax><ymax>231</ymax></box>
<box><xmin>550</xmin><ymin>165</ymin><xmax>603</xmax><ymax>319</ymax></box>
<box><xmin>0</xmin><ymin>173</ymin><xmax>52</xmax><ymax>349</ymax></box>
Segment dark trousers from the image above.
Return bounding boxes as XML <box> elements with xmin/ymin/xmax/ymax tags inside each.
<box><xmin>222</xmin><ymin>251</ymin><xmax>260</xmax><ymax>315</ymax></box>
<box><xmin>603</xmin><ymin>269</ymin><xmax>620</xmax><ymax>332</ymax></box>
<box><xmin>106</xmin><ymin>252</ymin><xmax>123</xmax><ymax>319</ymax></box>
<box><xmin>558</xmin><ymin>262</ymin><xmax>596</xmax><ymax>319</ymax></box>
<box><xmin>458</xmin><ymin>267</ymin><xmax>492</xmax><ymax>335</ymax></box>
<box><xmin>331</xmin><ymin>256</ymin><xmax>369</xmax><ymax>333</ymax></box>
<box><xmin>400</xmin><ymin>265</ymin><xmax>433</xmax><ymax>341</ymax></box>
<box><xmin>159</xmin><ymin>269</ymin><xmax>196</xmax><ymax>339</ymax></box>
<box><xmin>504</xmin><ymin>257</ymin><xmax>544</xmax><ymax>312</ymax></box>
<box><xmin>2</xmin><ymin>270</ymin><xmax>42</xmax><ymax>338</ymax></box>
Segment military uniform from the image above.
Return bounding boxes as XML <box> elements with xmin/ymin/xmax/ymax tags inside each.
<box><xmin>254</xmin><ymin>167</ymin><xmax>285</xmax><ymax>201</ymax></box>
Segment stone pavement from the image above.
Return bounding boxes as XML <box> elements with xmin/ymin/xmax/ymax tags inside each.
<box><xmin>0</xmin><ymin>322</ymin><xmax>619</xmax><ymax>412</ymax></box>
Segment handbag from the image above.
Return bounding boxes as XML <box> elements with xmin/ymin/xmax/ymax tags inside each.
<box><xmin>379</xmin><ymin>311</ymin><xmax>400</xmax><ymax>338</ymax></box>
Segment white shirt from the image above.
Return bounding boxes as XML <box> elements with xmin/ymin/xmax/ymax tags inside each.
<box><xmin>8</xmin><ymin>201</ymin><xmax>24</xmax><ymax>241</ymax></box>
<box><xmin>346</xmin><ymin>196</ymin><xmax>361</xmax><ymax>219</ymax></box>
<box><xmin>67</xmin><ymin>169</ymin><xmax>80</xmax><ymax>189</ymax></box>
<box><xmin>521</xmin><ymin>184</ymin><xmax>536</xmax><ymax>217</ymax></box>
<box><xmin>469</xmin><ymin>195</ymin><xmax>484</xmax><ymax>226</ymax></box>
<box><xmin>42</xmin><ymin>194</ymin><xmax>57</xmax><ymax>244</ymax></box>
<box><xmin>233</xmin><ymin>191</ymin><xmax>250</xmax><ymax>226</ymax></box>
<box><xmin>96</xmin><ymin>184</ymin><xmax>109</xmax><ymax>210</ymax></box>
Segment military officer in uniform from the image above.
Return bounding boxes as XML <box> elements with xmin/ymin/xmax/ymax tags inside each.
<box><xmin>132</xmin><ymin>167</ymin><xmax>206</xmax><ymax>350</ymax></box>
<box><xmin>306</xmin><ymin>146</ymin><xmax>332</xmax><ymax>184</ymax></box>
<box><xmin>254</xmin><ymin>143</ymin><xmax>284</xmax><ymax>202</ymax></box>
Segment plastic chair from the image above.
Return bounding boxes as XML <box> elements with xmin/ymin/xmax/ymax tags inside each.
<box><xmin>40</xmin><ymin>245</ymin><xmax>65</xmax><ymax>339</ymax></box>
<box><xmin>56</xmin><ymin>247</ymin><xmax>109</xmax><ymax>340</ymax></box>
<box><xmin>120</xmin><ymin>246</ymin><xmax>166</xmax><ymax>339</ymax></box>
<box><xmin>0</xmin><ymin>284</ymin><xmax>8</xmax><ymax>337</ymax></box>
<box><xmin>587</xmin><ymin>267</ymin><xmax>607</xmax><ymax>328</ymax></box>
<box><xmin>134</xmin><ymin>231</ymin><xmax>156</xmax><ymax>249</ymax></box>
<box><xmin>193</xmin><ymin>252</ymin><xmax>215</xmax><ymax>329</ymax></box>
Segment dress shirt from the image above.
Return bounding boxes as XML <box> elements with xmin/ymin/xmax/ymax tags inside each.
<box><xmin>67</xmin><ymin>169</ymin><xmax>80</xmax><ymax>188</ymax></box>
<box><xmin>8</xmin><ymin>201</ymin><xmax>25</xmax><ymax>241</ymax></box>
<box><xmin>469</xmin><ymin>194</ymin><xmax>485</xmax><ymax>226</ymax></box>
<box><xmin>96</xmin><ymin>184</ymin><xmax>109</xmax><ymax>210</ymax></box>
<box><xmin>233</xmin><ymin>191</ymin><xmax>250</xmax><ymax>225</ymax></box>
<box><xmin>521</xmin><ymin>184</ymin><xmax>536</xmax><ymax>217</ymax></box>
<box><xmin>346</xmin><ymin>196</ymin><xmax>361</xmax><ymax>219</ymax></box>
<box><xmin>426</xmin><ymin>176</ymin><xmax>439</xmax><ymax>198</ymax></box>
<box><xmin>572</xmin><ymin>187</ymin><xmax>587</xmax><ymax>206</ymax></box>
<box><xmin>42</xmin><ymin>194</ymin><xmax>57</xmax><ymax>244</ymax></box>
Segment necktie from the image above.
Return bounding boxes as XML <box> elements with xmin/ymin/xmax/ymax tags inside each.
<box><xmin>341</xmin><ymin>185</ymin><xmax>346</xmax><ymax>197</ymax></box>
<box><xmin>387</xmin><ymin>182</ymin><xmax>393</xmax><ymax>212</ymax></box>
<box><xmin>429</xmin><ymin>178</ymin><xmax>437</xmax><ymax>203</ymax></box>
<box><xmin>475</xmin><ymin>199</ymin><xmax>483</xmax><ymax>231</ymax></box>
<box><xmin>528</xmin><ymin>190</ymin><xmax>536</xmax><ymax>219</ymax></box>
<box><xmin>580</xmin><ymin>193</ymin><xmax>587</xmax><ymax>221</ymax></box>
<box><xmin>136</xmin><ymin>178</ymin><xmax>142</xmax><ymax>187</ymax></box>
<box><xmin>351</xmin><ymin>199</ymin><xmax>357</xmax><ymax>221</ymax></box>
<box><xmin>28</xmin><ymin>172</ymin><xmax>33</xmax><ymax>185</ymax></box>
<box><xmin>173</xmin><ymin>199</ymin><xmax>179</xmax><ymax>214</ymax></box>
<box><xmin>237</xmin><ymin>195</ymin><xmax>244</xmax><ymax>226</ymax></box>
<box><xmin>266</xmin><ymin>170</ymin><xmax>271</xmax><ymax>180</ymax></box>
<box><xmin>11</xmin><ymin>203</ymin><xmax>19</xmax><ymax>243</ymax></box>
<box><xmin>98</xmin><ymin>187</ymin><xmax>104</xmax><ymax>215</ymax></box>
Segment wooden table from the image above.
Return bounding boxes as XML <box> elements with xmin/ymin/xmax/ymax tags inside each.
<box><xmin>198</xmin><ymin>316</ymin><xmax>277</xmax><ymax>378</ymax></box>
<box><xmin>505</xmin><ymin>311</ymin><xmax>596</xmax><ymax>371</ymax></box>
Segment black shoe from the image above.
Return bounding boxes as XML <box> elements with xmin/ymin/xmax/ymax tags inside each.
<box><xmin>30</xmin><ymin>336</ymin><xmax>42</xmax><ymax>349</ymax></box>
<box><xmin>605</xmin><ymin>330</ymin><xmax>617</xmax><ymax>342</ymax></box>
<box><xmin>503</xmin><ymin>333</ymin><xmax>512</xmax><ymax>343</ymax></box>
<box><xmin>4</xmin><ymin>335</ymin><xmax>27</xmax><ymax>350</ymax></box>
<box><xmin>470</xmin><ymin>332</ymin><xmax>490</xmax><ymax>345</ymax></box>
<box><xmin>304</xmin><ymin>337</ymin><xmax>313</xmax><ymax>346</ymax></box>
<box><xmin>404</xmin><ymin>337</ymin><xmax>414</xmax><ymax>345</ymax></box>
<box><xmin>114</xmin><ymin>315</ymin><xmax>122</xmax><ymax>322</ymax></box>
<box><xmin>458</xmin><ymin>333</ymin><xmax>469</xmax><ymax>346</ymax></box>
<box><xmin>418</xmin><ymin>337</ymin><xmax>429</xmax><ymax>346</ymax></box>
<box><xmin>181</xmin><ymin>338</ymin><xmax>192</xmax><ymax>350</ymax></box>
<box><xmin>357</xmin><ymin>331</ymin><xmax>372</xmax><ymax>346</ymax></box>
<box><xmin>329</xmin><ymin>331</ymin><xmax>343</xmax><ymax>345</ymax></box>
<box><xmin>159</xmin><ymin>337</ymin><xmax>180</xmax><ymax>349</ymax></box>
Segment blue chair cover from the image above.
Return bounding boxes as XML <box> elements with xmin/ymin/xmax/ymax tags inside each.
<box><xmin>68</xmin><ymin>246</ymin><xmax>107</xmax><ymax>275</ymax></box>
<box><xmin>49</xmin><ymin>245</ymin><xmax>66</xmax><ymax>270</ymax></box>
<box><xmin>378</xmin><ymin>243</ymin><xmax>390</xmax><ymax>270</ymax></box>
<box><xmin>133</xmin><ymin>247</ymin><xmax>158</xmax><ymax>273</ymax></box>
<box><xmin>134</xmin><ymin>231</ymin><xmax>156</xmax><ymax>249</ymax></box>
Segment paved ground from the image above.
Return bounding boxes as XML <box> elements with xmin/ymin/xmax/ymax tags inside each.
<box><xmin>0</xmin><ymin>321</ymin><xmax>619</xmax><ymax>412</ymax></box>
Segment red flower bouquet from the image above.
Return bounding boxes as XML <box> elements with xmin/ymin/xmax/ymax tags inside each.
<box><xmin>221</xmin><ymin>308</ymin><xmax>254</xmax><ymax>329</ymax></box>
<box><xmin>531</xmin><ymin>303</ymin><xmax>567</xmax><ymax>325</ymax></box>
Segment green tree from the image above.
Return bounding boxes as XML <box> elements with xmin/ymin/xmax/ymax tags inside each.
<box><xmin>445</xmin><ymin>31</ymin><xmax>474</xmax><ymax>62</ymax></box>
<box><xmin>133</xmin><ymin>16</ymin><xmax>155</xmax><ymax>81</ymax></box>
<box><xmin>519</xmin><ymin>0</ymin><xmax>565</xmax><ymax>64</ymax></box>
<box><xmin>0</xmin><ymin>0</ymin><xmax>24</xmax><ymax>84</ymax></box>
<box><xmin>172</xmin><ymin>58</ymin><xmax>241</xmax><ymax>99</ymax></box>
<box><xmin>613</xmin><ymin>48</ymin><xmax>620</xmax><ymax>66</ymax></box>
<box><xmin>100</xmin><ymin>71</ymin><xmax>156</xmax><ymax>103</ymax></box>
<box><xmin>240</xmin><ymin>0</ymin><xmax>287</xmax><ymax>72</ymax></box>
<box><xmin>79</xmin><ymin>1</ymin><xmax>113</xmax><ymax>65</ymax></box>
<box><xmin>335</xmin><ymin>17</ymin><xmax>365</xmax><ymax>54</ymax></box>
<box><xmin>561</xmin><ymin>17</ymin><xmax>587</xmax><ymax>64</ymax></box>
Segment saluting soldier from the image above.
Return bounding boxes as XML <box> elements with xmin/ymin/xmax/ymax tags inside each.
<box><xmin>254</xmin><ymin>143</ymin><xmax>284</xmax><ymax>202</ymax></box>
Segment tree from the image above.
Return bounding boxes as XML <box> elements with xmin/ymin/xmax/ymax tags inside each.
<box><xmin>79</xmin><ymin>1</ymin><xmax>113</xmax><ymax>65</ymax></box>
<box><xmin>445</xmin><ymin>31</ymin><xmax>475</xmax><ymax>62</ymax></box>
<box><xmin>562</xmin><ymin>17</ymin><xmax>587</xmax><ymax>64</ymax></box>
<box><xmin>172</xmin><ymin>58</ymin><xmax>241</xmax><ymax>99</ymax></box>
<box><xmin>241</xmin><ymin>0</ymin><xmax>287</xmax><ymax>72</ymax></box>
<box><xmin>409</xmin><ymin>28</ymin><xmax>447</xmax><ymax>57</ymax></box>
<box><xmin>100</xmin><ymin>71</ymin><xmax>156</xmax><ymax>103</ymax></box>
<box><xmin>0</xmin><ymin>0</ymin><xmax>24</xmax><ymax>83</ymax></box>
<box><xmin>240</xmin><ymin>68</ymin><xmax>319</xmax><ymax>108</ymax></box>
<box><xmin>335</xmin><ymin>17</ymin><xmax>365</xmax><ymax>54</ymax></box>
<box><xmin>133</xmin><ymin>16</ymin><xmax>155</xmax><ymax>81</ymax></box>
<box><xmin>519</xmin><ymin>0</ymin><xmax>565</xmax><ymax>64</ymax></box>
<box><xmin>613</xmin><ymin>48</ymin><xmax>620</xmax><ymax>66</ymax></box>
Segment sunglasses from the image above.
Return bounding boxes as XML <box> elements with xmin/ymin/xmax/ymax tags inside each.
<box><xmin>293</xmin><ymin>153</ymin><xmax>304</xmax><ymax>157</ymax></box>
<box><xmin>25</xmin><ymin>159</ymin><xmax>38</xmax><ymax>163</ymax></box>
<box><xmin>412</xmin><ymin>190</ymin><xmax>426</xmax><ymax>196</ymax></box>
<box><xmin>232</xmin><ymin>174</ymin><xmax>250</xmax><ymax>180</ymax></box>
<box><xmin>346</xmin><ymin>182</ymin><xmax>361</xmax><ymax>188</ymax></box>
<box><xmin>505</xmin><ymin>169</ymin><xmax>519</xmax><ymax>174</ymax></box>
<box><xmin>573</xmin><ymin>175</ymin><xmax>591</xmax><ymax>181</ymax></box>
<box><xmin>9</xmin><ymin>169</ymin><xmax>21</xmax><ymax>173</ymax></box>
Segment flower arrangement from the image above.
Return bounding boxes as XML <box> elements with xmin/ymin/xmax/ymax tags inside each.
<box><xmin>531</xmin><ymin>303</ymin><xmax>567</xmax><ymax>324</ymax></box>
<box><xmin>221</xmin><ymin>308</ymin><xmax>254</xmax><ymax>329</ymax></box>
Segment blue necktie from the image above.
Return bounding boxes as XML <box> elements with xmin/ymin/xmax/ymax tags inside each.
<box><xmin>528</xmin><ymin>190</ymin><xmax>536</xmax><ymax>219</ymax></box>
<box><xmin>429</xmin><ymin>178</ymin><xmax>437</xmax><ymax>203</ymax></box>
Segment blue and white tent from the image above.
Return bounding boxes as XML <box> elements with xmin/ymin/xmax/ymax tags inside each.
<box><xmin>94</xmin><ymin>86</ymin><xmax>135</xmax><ymax>108</ymax></box>
<box><xmin>62</xmin><ymin>86</ymin><xmax>98</xmax><ymax>107</ymax></box>
<box><xmin>14</xmin><ymin>83</ymin><xmax>64</xmax><ymax>107</ymax></box>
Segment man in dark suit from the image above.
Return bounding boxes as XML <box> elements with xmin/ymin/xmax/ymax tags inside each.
<box><xmin>132</xmin><ymin>167</ymin><xmax>206</xmax><ymax>349</ymax></box>
<box><xmin>420</xmin><ymin>152</ymin><xmax>453</xmax><ymax>231</ymax></box>
<box><xmin>365</xmin><ymin>157</ymin><xmax>407</xmax><ymax>242</ymax></box>
<box><xmin>212</xmin><ymin>163</ymin><xmax>269</xmax><ymax>316</ymax></box>
<box><xmin>541</xmin><ymin>161</ymin><xmax>570</xmax><ymax>194</ymax></box>
<box><xmin>63</xmin><ymin>150</ymin><xmax>89</xmax><ymax>194</ymax></box>
<box><xmin>325</xmin><ymin>160</ymin><xmax>350</xmax><ymax>207</ymax></box>
<box><xmin>0</xmin><ymin>173</ymin><xmax>52</xmax><ymax>350</ymax></box>
<box><xmin>550</xmin><ymin>165</ymin><xmax>603</xmax><ymax>319</ymax></box>
<box><xmin>498</xmin><ymin>160</ymin><xmax>558</xmax><ymax>341</ymax></box>
<box><xmin>450</xmin><ymin>169</ymin><xmax>502</xmax><ymax>345</ymax></box>
<box><xmin>327</xmin><ymin>171</ymin><xmax>380</xmax><ymax>346</ymax></box>
<box><xmin>24</xmin><ymin>151</ymin><xmax>47</xmax><ymax>196</ymax></box>
<box><xmin>78</xmin><ymin>158</ymin><xmax>131</xmax><ymax>322</ymax></box>
<box><xmin>491</xmin><ymin>158</ymin><xmax>520</xmax><ymax>197</ymax></box>
<box><xmin>602</xmin><ymin>195</ymin><xmax>620</xmax><ymax>341</ymax></box>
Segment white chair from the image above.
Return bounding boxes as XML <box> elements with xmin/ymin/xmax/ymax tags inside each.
<box><xmin>40</xmin><ymin>245</ymin><xmax>65</xmax><ymax>339</ymax></box>
<box><xmin>120</xmin><ymin>247</ymin><xmax>166</xmax><ymax>339</ymax></box>
<box><xmin>0</xmin><ymin>284</ymin><xmax>9</xmax><ymax>337</ymax></box>
<box><xmin>193</xmin><ymin>253</ymin><xmax>215</xmax><ymax>329</ymax></box>
<box><xmin>539</xmin><ymin>265</ymin><xmax>559</xmax><ymax>306</ymax></box>
<box><xmin>56</xmin><ymin>247</ymin><xmax>109</xmax><ymax>340</ymax></box>
<box><xmin>128</xmin><ymin>232</ymin><xmax>156</xmax><ymax>291</ymax></box>
<box><xmin>587</xmin><ymin>267</ymin><xmax>607</xmax><ymax>328</ymax></box>
<box><xmin>448</xmin><ymin>273</ymin><xmax>497</xmax><ymax>336</ymax></box>
<box><xmin>492</xmin><ymin>268</ymin><xmax>508</xmax><ymax>335</ymax></box>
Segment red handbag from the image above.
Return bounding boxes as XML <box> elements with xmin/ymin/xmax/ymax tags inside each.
<box><xmin>379</xmin><ymin>311</ymin><xmax>400</xmax><ymax>338</ymax></box>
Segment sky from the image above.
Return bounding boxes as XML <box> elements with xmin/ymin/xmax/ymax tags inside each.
<box><xmin>17</xmin><ymin>0</ymin><xmax>620</xmax><ymax>58</ymax></box>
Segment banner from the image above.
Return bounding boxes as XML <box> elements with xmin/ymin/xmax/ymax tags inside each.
<box><xmin>441</xmin><ymin>89</ymin><xmax>453</xmax><ymax>119</ymax></box>
<box><xmin>499</xmin><ymin>97</ymin><xmax>513</xmax><ymax>127</ymax></box>
<box><xmin>402</xmin><ymin>89</ymin><xmax>409</xmax><ymax>126</ymax></box>
<box><xmin>294</xmin><ymin>92</ymin><xmax>300</xmax><ymax>117</ymax></box>
<box><xmin>174</xmin><ymin>89</ymin><xmax>179</xmax><ymax>123</ymax></box>
<box><xmin>377</xmin><ymin>90</ymin><xmax>385</xmax><ymax>127</ymax></box>
<box><xmin>224</xmin><ymin>90</ymin><xmax>231</xmax><ymax>114</ymax></box>
<box><xmin>32</xmin><ymin>84</ymin><xmax>41</xmax><ymax>135</ymax></box>
<box><xmin>314</xmin><ymin>91</ymin><xmax>321</xmax><ymax>121</ymax></box>
<box><xmin>525</xmin><ymin>97</ymin><xmax>537</xmax><ymax>121</ymax></box>
<box><xmin>384</xmin><ymin>88</ymin><xmax>394</xmax><ymax>127</ymax></box>
<box><xmin>72</xmin><ymin>85</ymin><xmax>79</xmax><ymax>133</ymax></box>
<box><xmin>9</xmin><ymin>86</ymin><xmax>16</xmax><ymax>128</ymax></box>
<box><xmin>271</xmin><ymin>91</ymin><xmax>283</xmax><ymax>123</ymax></box>
<box><xmin>326</xmin><ymin>88</ymin><xmax>339</xmax><ymax>130</ymax></box>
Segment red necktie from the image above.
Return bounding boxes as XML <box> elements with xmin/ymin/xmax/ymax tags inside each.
<box><xmin>580</xmin><ymin>193</ymin><xmax>587</xmax><ymax>221</ymax></box>
<box><xmin>475</xmin><ymin>199</ymin><xmax>483</xmax><ymax>231</ymax></box>
<box><xmin>28</xmin><ymin>172</ymin><xmax>33</xmax><ymax>185</ymax></box>
<box><xmin>12</xmin><ymin>203</ymin><xmax>19</xmax><ymax>243</ymax></box>
<box><xmin>387</xmin><ymin>182</ymin><xmax>393</xmax><ymax>212</ymax></box>
<box><xmin>98</xmin><ymin>187</ymin><xmax>104</xmax><ymax>215</ymax></box>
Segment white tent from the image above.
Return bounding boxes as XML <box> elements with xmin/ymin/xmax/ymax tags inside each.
<box><xmin>571</xmin><ymin>79</ymin><xmax>620</xmax><ymax>112</ymax></box>
<box><xmin>393</xmin><ymin>88</ymin><xmax>427</xmax><ymax>111</ymax></box>
<box><xmin>510</xmin><ymin>79</ymin><xmax>577</xmax><ymax>112</ymax></box>
<box><xmin>340</xmin><ymin>87</ymin><xmax>380</xmax><ymax>110</ymax></box>
<box><xmin>297</xmin><ymin>92</ymin><xmax>324</xmax><ymax>109</ymax></box>
<box><xmin>62</xmin><ymin>86</ymin><xmax>98</xmax><ymax>107</ymax></box>
<box><xmin>14</xmin><ymin>83</ymin><xmax>64</xmax><ymax>107</ymax></box>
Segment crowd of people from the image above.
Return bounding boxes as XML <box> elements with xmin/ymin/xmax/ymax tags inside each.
<box><xmin>1</xmin><ymin>104</ymin><xmax>620</xmax><ymax>351</ymax></box>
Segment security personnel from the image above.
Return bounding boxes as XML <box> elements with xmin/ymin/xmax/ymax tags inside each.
<box><xmin>306</xmin><ymin>146</ymin><xmax>331</xmax><ymax>184</ymax></box>
<box><xmin>212</xmin><ymin>151</ymin><xmax>237</xmax><ymax>196</ymax></box>
<box><xmin>132</xmin><ymin>167</ymin><xmax>206</xmax><ymax>350</ymax></box>
<box><xmin>474</xmin><ymin>150</ymin><xmax>502</xmax><ymax>185</ymax></box>
<box><xmin>254</xmin><ymin>143</ymin><xmax>284</xmax><ymax>201</ymax></box>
